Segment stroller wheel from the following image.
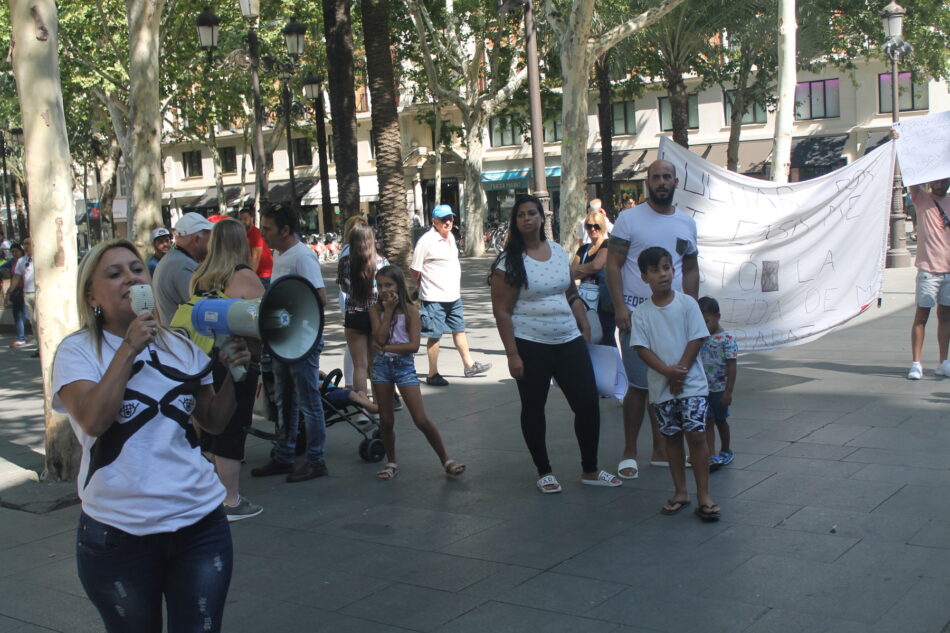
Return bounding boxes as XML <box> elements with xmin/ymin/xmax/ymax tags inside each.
<box><xmin>368</xmin><ymin>438</ymin><xmax>386</xmax><ymax>463</ymax></box>
<box><xmin>372</xmin><ymin>428</ymin><xmax>381</xmax><ymax>440</ymax></box>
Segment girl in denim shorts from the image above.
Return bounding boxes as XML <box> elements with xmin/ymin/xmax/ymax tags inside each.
<box><xmin>369</xmin><ymin>265</ymin><xmax>466</xmax><ymax>480</ymax></box>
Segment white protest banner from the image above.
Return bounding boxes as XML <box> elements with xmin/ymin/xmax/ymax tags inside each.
<box><xmin>893</xmin><ymin>110</ymin><xmax>950</xmax><ymax>187</ymax></box>
<box><xmin>658</xmin><ymin>136</ymin><xmax>895</xmax><ymax>352</ymax></box>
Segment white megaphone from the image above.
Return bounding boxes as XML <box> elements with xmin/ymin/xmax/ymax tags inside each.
<box><xmin>190</xmin><ymin>275</ymin><xmax>324</xmax><ymax>381</ymax></box>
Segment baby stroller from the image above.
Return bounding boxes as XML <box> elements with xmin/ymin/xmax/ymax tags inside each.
<box><xmin>249</xmin><ymin>364</ymin><xmax>387</xmax><ymax>463</ymax></box>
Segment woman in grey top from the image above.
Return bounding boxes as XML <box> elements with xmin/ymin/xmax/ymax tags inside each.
<box><xmin>489</xmin><ymin>194</ymin><xmax>621</xmax><ymax>494</ymax></box>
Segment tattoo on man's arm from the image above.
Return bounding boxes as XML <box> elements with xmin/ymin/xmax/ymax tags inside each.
<box><xmin>608</xmin><ymin>236</ymin><xmax>630</xmax><ymax>253</ymax></box>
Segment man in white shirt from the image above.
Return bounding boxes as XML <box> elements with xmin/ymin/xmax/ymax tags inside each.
<box><xmin>606</xmin><ymin>161</ymin><xmax>700</xmax><ymax>480</ymax></box>
<box><xmin>251</xmin><ymin>203</ymin><xmax>331</xmax><ymax>483</ymax></box>
<box><xmin>410</xmin><ymin>204</ymin><xmax>491</xmax><ymax>386</ymax></box>
<box><xmin>152</xmin><ymin>213</ymin><xmax>213</xmax><ymax>324</ymax></box>
<box><xmin>7</xmin><ymin>237</ymin><xmax>36</xmax><ymax>355</ymax></box>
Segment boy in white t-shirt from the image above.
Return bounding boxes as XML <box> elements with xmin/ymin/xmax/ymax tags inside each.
<box><xmin>630</xmin><ymin>247</ymin><xmax>719</xmax><ymax>522</ymax></box>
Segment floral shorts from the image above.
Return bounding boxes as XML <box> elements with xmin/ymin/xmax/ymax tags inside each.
<box><xmin>651</xmin><ymin>396</ymin><xmax>708</xmax><ymax>436</ymax></box>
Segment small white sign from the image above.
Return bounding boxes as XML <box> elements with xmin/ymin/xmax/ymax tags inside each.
<box><xmin>894</xmin><ymin>110</ymin><xmax>950</xmax><ymax>186</ymax></box>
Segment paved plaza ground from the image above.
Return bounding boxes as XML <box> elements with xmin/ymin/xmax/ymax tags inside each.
<box><xmin>1</xmin><ymin>257</ymin><xmax>949</xmax><ymax>633</ymax></box>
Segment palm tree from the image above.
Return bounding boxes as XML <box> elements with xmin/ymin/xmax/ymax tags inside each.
<box><xmin>360</xmin><ymin>0</ymin><xmax>411</xmax><ymax>275</ymax></box>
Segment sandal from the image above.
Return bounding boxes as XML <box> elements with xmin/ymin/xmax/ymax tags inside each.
<box><xmin>660</xmin><ymin>498</ymin><xmax>691</xmax><ymax>515</ymax></box>
<box><xmin>443</xmin><ymin>459</ymin><xmax>466</xmax><ymax>476</ymax></box>
<box><xmin>376</xmin><ymin>463</ymin><xmax>398</xmax><ymax>480</ymax></box>
<box><xmin>536</xmin><ymin>474</ymin><xmax>562</xmax><ymax>494</ymax></box>
<box><xmin>694</xmin><ymin>504</ymin><xmax>721</xmax><ymax>522</ymax></box>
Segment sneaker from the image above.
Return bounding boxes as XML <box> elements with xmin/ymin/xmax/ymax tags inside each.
<box><xmin>426</xmin><ymin>373</ymin><xmax>449</xmax><ymax>386</ymax></box>
<box><xmin>224</xmin><ymin>496</ymin><xmax>263</xmax><ymax>522</ymax></box>
<box><xmin>9</xmin><ymin>341</ymin><xmax>26</xmax><ymax>349</ymax></box>
<box><xmin>286</xmin><ymin>461</ymin><xmax>329</xmax><ymax>483</ymax></box>
<box><xmin>936</xmin><ymin>360</ymin><xmax>950</xmax><ymax>377</ymax></box>
<box><xmin>718</xmin><ymin>450</ymin><xmax>734</xmax><ymax>466</ymax></box>
<box><xmin>464</xmin><ymin>361</ymin><xmax>492</xmax><ymax>377</ymax></box>
<box><xmin>250</xmin><ymin>458</ymin><xmax>294</xmax><ymax>477</ymax></box>
<box><xmin>708</xmin><ymin>456</ymin><xmax>723</xmax><ymax>472</ymax></box>
<box><xmin>907</xmin><ymin>362</ymin><xmax>923</xmax><ymax>380</ymax></box>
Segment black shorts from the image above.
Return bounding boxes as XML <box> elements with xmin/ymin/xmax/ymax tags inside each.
<box><xmin>344</xmin><ymin>309</ymin><xmax>372</xmax><ymax>333</ymax></box>
<box><xmin>199</xmin><ymin>363</ymin><xmax>260</xmax><ymax>460</ymax></box>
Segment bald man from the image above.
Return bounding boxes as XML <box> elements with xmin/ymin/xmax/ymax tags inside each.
<box><xmin>606</xmin><ymin>160</ymin><xmax>700</xmax><ymax>480</ymax></box>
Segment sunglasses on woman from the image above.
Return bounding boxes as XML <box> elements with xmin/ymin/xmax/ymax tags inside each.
<box><xmin>584</xmin><ymin>223</ymin><xmax>602</xmax><ymax>231</ymax></box>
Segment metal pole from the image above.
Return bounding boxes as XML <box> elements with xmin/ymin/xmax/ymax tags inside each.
<box><xmin>314</xmin><ymin>88</ymin><xmax>332</xmax><ymax>235</ymax></box>
<box><xmin>247</xmin><ymin>24</ymin><xmax>269</xmax><ymax>212</ymax></box>
<box><xmin>886</xmin><ymin>54</ymin><xmax>911</xmax><ymax>268</ymax></box>
<box><xmin>525</xmin><ymin>0</ymin><xmax>550</xmax><ymax>239</ymax></box>
<box><xmin>0</xmin><ymin>132</ymin><xmax>13</xmax><ymax>238</ymax></box>
<box><xmin>283</xmin><ymin>80</ymin><xmax>299</xmax><ymax>218</ymax></box>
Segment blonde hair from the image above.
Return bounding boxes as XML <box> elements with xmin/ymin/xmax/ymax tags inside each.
<box><xmin>585</xmin><ymin>209</ymin><xmax>609</xmax><ymax>236</ymax></box>
<box><xmin>343</xmin><ymin>215</ymin><xmax>368</xmax><ymax>244</ymax></box>
<box><xmin>190</xmin><ymin>218</ymin><xmax>251</xmax><ymax>295</ymax></box>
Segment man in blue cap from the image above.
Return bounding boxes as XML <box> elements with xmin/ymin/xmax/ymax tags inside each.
<box><xmin>410</xmin><ymin>204</ymin><xmax>491</xmax><ymax>385</ymax></box>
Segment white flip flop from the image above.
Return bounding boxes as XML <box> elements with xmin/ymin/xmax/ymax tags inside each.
<box><xmin>537</xmin><ymin>474</ymin><xmax>562</xmax><ymax>494</ymax></box>
<box><xmin>617</xmin><ymin>458</ymin><xmax>639</xmax><ymax>480</ymax></box>
<box><xmin>581</xmin><ymin>470</ymin><xmax>623</xmax><ymax>487</ymax></box>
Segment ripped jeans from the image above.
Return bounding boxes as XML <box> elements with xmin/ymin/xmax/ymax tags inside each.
<box><xmin>76</xmin><ymin>507</ymin><xmax>233</xmax><ymax>633</ymax></box>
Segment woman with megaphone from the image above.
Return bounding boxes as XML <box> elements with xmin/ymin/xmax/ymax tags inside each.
<box><xmin>51</xmin><ymin>239</ymin><xmax>250</xmax><ymax>633</ymax></box>
<box><xmin>189</xmin><ymin>218</ymin><xmax>266</xmax><ymax>522</ymax></box>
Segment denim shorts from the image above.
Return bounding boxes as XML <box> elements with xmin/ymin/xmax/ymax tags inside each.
<box><xmin>420</xmin><ymin>299</ymin><xmax>466</xmax><ymax>338</ymax></box>
<box><xmin>707</xmin><ymin>390</ymin><xmax>730</xmax><ymax>421</ymax></box>
<box><xmin>619</xmin><ymin>329</ymin><xmax>647</xmax><ymax>389</ymax></box>
<box><xmin>651</xmin><ymin>396</ymin><xmax>708</xmax><ymax>436</ymax></box>
<box><xmin>915</xmin><ymin>270</ymin><xmax>950</xmax><ymax>308</ymax></box>
<box><xmin>371</xmin><ymin>353</ymin><xmax>420</xmax><ymax>387</ymax></box>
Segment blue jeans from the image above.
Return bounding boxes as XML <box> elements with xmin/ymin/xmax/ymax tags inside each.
<box><xmin>10</xmin><ymin>296</ymin><xmax>26</xmax><ymax>342</ymax></box>
<box><xmin>273</xmin><ymin>342</ymin><xmax>327</xmax><ymax>464</ymax></box>
<box><xmin>76</xmin><ymin>508</ymin><xmax>233</xmax><ymax>633</ymax></box>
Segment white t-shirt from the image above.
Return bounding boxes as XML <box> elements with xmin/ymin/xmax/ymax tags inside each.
<box><xmin>611</xmin><ymin>203</ymin><xmax>698</xmax><ymax>310</ymax></box>
<box><xmin>410</xmin><ymin>228</ymin><xmax>461</xmax><ymax>302</ymax></box>
<box><xmin>52</xmin><ymin>329</ymin><xmax>223</xmax><ymax>535</ymax></box>
<box><xmin>629</xmin><ymin>291</ymin><xmax>709</xmax><ymax>404</ymax></box>
<box><xmin>500</xmin><ymin>241</ymin><xmax>580</xmax><ymax>344</ymax></box>
<box><xmin>14</xmin><ymin>255</ymin><xmax>34</xmax><ymax>292</ymax></box>
<box><xmin>272</xmin><ymin>239</ymin><xmax>326</xmax><ymax>288</ymax></box>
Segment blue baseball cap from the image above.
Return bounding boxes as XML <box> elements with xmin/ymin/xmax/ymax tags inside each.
<box><xmin>432</xmin><ymin>204</ymin><xmax>455</xmax><ymax>219</ymax></box>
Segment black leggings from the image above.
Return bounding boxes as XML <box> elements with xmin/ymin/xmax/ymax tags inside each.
<box><xmin>514</xmin><ymin>336</ymin><xmax>600</xmax><ymax>476</ymax></box>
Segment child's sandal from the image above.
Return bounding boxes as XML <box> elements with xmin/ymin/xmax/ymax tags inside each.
<box><xmin>376</xmin><ymin>463</ymin><xmax>398</xmax><ymax>480</ymax></box>
<box><xmin>443</xmin><ymin>459</ymin><xmax>466</xmax><ymax>476</ymax></box>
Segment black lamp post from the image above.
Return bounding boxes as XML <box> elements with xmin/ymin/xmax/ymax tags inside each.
<box><xmin>882</xmin><ymin>1</ymin><xmax>912</xmax><ymax>268</ymax></box>
<box><xmin>302</xmin><ymin>73</ymin><xmax>332</xmax><ymax>236</ymax></box>
<box><xmin>0</xmin><ymin>127</ymin><xmax>13</xmax><ymax>238</ymax></box>
<box><xmin>281</xmin><ymin>17</ymin><xmax>306</xmax><ymax>218</ymax></box>
<box><xmin>238</xmin><ymin>0</ymin><xmax>268</xmax><ymax>212</ymax></box>
<box><xmin>196</xmin><ymin>7</ymin><xmax>221</xmax><ymax>216</ymax></box>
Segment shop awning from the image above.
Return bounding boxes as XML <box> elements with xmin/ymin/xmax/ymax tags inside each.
<box><xmin>182</xmin><ymin>185</ymin><xmax>256</xmax><ymax>210</ymax></box>
<box><xmin>864</xmin><ymin>131</ymin><xmax>890</xmax><ymax>155</ymax></box>
<box><xmin>587</xmin><ymin>149</ymin><xmax>655</xmax><ymax>182</ymax></box>
<box><xmin>299</xmin><ymin>175</ymin><xmax>380</xmax><ymax>204</ymax></box>
<box><xmin>790</xmin><ymin>134</ymin><xmax>848</xmax><ymax>168</ymax></box>
<box><xmin>268</xmin><ymin>179</ymin><xmax>319</xmax><ymax>206</ymax></box>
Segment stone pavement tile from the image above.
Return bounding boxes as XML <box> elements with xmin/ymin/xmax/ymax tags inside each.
<box><xmin>899</xmin><ymin>413</ymin><xmax>950</xmax><ymax>434</ymax></box>
<box><xmin>702</xmin><ymin>524</ymin><xmax>858</xmax><ymax>563</ymax></box>
<box><xmin>340</xmin><ymin>583</ymin><xmax>483</xmax><ymax>632</ymax></box>
<box><xmin>340</xmin><ymin>544</ymin><xmax>506</xmax><ymax>592</ymax></box>
<box><xmin>849</xmin><ymin>463</ymin><xmax>950</xmax><ymax>487</ymax></box>
<box><xmin>0</xmin><ymin>577</ymin><xmax>102</xmax><ymax>633</ymax></box>
<box><xmin>316</xmin><ymin>503</ymin><xmax>502</xmax><ymax>550</ymax></box>
<box><xmin>872</xmin><ymin>484</ymin><xmax>950</xmax><ymax>523</ymax></box>
<box><xmin>704</xmin><ymin>468</ymin><xmax>777</xmax><ymax>499</ymax></box>
<box><xmin>869</xmin><ymin>576</ymin><xmax>950</xmax><ymax>633</ymax></box>
<box><xmin>742</xmin><ymin>455</ymin><xmax>867</xmax><ymax>479</ymax></box>
<box><xmin>740</xmin><ymin>608</ymin><xmax>868</xmax><ymax>633</ymax></box>
<box><xmin>246</xmin><ymin>529</ymin><xmax>387</xmax><ymax>570</ymax></box>
<box><xmin>747</xmin><ymin>418</ymin><xmax>834</xmax><ymax>442</ymax></box>
<box><xmin>799</xmin><ymin>424</ymin><xmax>871</xmax><ymax>445</ymax></box>
<box><xmin>909</xmin><ymin>520</ymin><xmax>950</xmax><ymax>549</ymax></box>
<box><xmin>727</xmin><ymin>406</ymin><xmax>798</xmax><ymax>422</ymax></box>
<box><xmin>830</xmin><ymin>401</ymin><xmax>914</xmax><ymax>428</ymax></box>
<box><xmin>847</xmin><ymin>426</ymin><xmax>950</xmax><ymax>452</ymax></box>
<box><xmin>727</xmin><ymin>437</ymin><xmax>792</xmax><ymax>455</ymax></box>
<box><xmin>843</xmin><ymin>447</ymin><xmax>950</xmax><ymax>470</ymax></box>
<box><xmin>432</xmin><ymin>601</ymin><xmax>627</xmax><ymax>633</ymax></box>
<box><xmin>2</xmin><ymin>622</ymin><xmax>69</xmax><ymax>633</ymax></box>
<box><xmin>224</xmin><ymin>591</ymin><xmax>416</xmax><ymax>633</ymax></box>
<box><xmin>735</xmin><ymin>473</ymin><xmax>902</xmax><ymax>513</ymax></box>
<box><xmin>457</xmin><ymin>565</ymin><xmax>541</xmax><ymax>600</ymax></box>
<box><xmin>588</xmin><ymin>585</ymin><xmax>766</xmax><ymax>633</ymax></box>
<box><xmin>712</xmin><ymin>497</ymin><xmax>801</xmax><ymax>528</ymax></box>
<box><xmin>835</xmin><ymin>540</ymin><xmax>950</xmax><ymax>581</ymax></box>
<box><xmin>735</xmin><ymin>393</ymin><xmax>869</xmax><ymax>413</ymax></box>
<box><xmin>777</xmin><ymin>505</ymin><xmax>927</xmax><ymax>543</ymax></box>
<box><xmin>0</xmin><ymin>533</ymin><xmax>73</xmax><ymax>580</ymax></box>
<box><xmin>773</xmin><ymin>442</ymin><xmax>860</xmax><ymax>460</ymax></box>
<box><xmin>17</xmin><ymin>553</ymin><xmax>86</xmax><ymax>599</ymax></box>
<box><xmin>492</xmin><ymin>571</ymin><xmax>626</xmax><ymax>615</ymax></box>
<box><xmin>0</xmin><ymin>507</ymin><xmax>73</xmax><ymax>551</ymax></box>
<box><xmin>702</xmin><ymin>554</ymin><xmax>915</xmax><ymax>623</ymax></box>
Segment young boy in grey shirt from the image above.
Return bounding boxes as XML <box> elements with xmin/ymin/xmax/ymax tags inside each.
<box><xmin>630</xmin><ymin>246</ymin><xmax>720</xmax><ymax>521</ymax></box>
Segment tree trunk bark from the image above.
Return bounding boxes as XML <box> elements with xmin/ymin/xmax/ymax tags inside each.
<box><xmin>559</xmin><ymin>42</ymin><xmax>593</xmax><ymax>250</ymax></box>
<box><xmin>772</xmin><ymin>0</ymin><xmax>796</xmax><ymax>183</ymax></box>
<box><xmin>12</xmin><ymin>176</ymin><xmax>27</xmax><ymax>237</ymax></box>
<box><xmin>668</xmin><ymin>72</ymin><xmax>689</xmax><ymax>148</ymax></box>
<box><xmin>125</xmin><ymin>0</ymin><xmax>165</xmax><ymax>249</ymax></box>
<box><xmin>433</xmin><ymin>102</ymin><xmax>442</xmax><ymax>208</ymax></box>
<box><xmin>99</xmin><ymin>139</ymin><xmax>122</xmax><ymax>239</ymax></box>
<box><xmin>596</xmin><ymin>52</ymin><xmax>613</xmax><ymax>216</ymax></box>
<box><xmin>9</xmin><ymin>0</ymin><xmax>81</xmax><ymax>482</ymax></box>
<box><xmin>322</xmin><ymin>0</ymin><xmax>361</xmax><ymax>217</ymax></box>
<box><xmin>461</xmin><ymin>113</ymin><xmax>487</xmax><ymax>256</ymax></box>
<box><xmin>314</xmin><ymin>90</ymin><xmax>333</xmax><ymax>234</ymax></box>
<box><xmin>207</xmin><ymin>129</ymin><xmax>227</xmax><ymax>216</ymax></box>
<box><xmin>360</xmin><ymin>0</ymin><xmax>412</xmax><ymax>277</ymax></box>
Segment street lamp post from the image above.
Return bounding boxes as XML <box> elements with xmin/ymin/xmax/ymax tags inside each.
<box><xmin>281</xmin><ymin>18</ymin><xmax>306</xmax><ymax>218</ymax></box>
<box><xmin>238</xmin><ymin>0</ymin><xmax>269</xmax><ymax>213</ymax></box>
<box><xmin>882</xmin><ymin>1</ymin><xmax>912</xmax><ymax>268</ymax></box>
<box><xmin>302</xmin><ymin>74</ymin><xmax>332</xmax><ymax>236</ymax></box>
<box><xmin>197</xmin><ymin>8</ymin><xmax>222</xmax><ymax>216</ymax></box>
<box><xmin>0</xmin><ymin>128</ymin><xmax>13</xmax><ymax>238</ymax></box>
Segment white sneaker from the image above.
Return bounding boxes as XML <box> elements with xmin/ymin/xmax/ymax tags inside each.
<box><xmin>935</xmin><ymin>360</ymin><xmax>950</xmax><ymax>377</ymax></box>
<box><xmin>907</xmin><ymin>362</ymin><xmax>923</xmax><ymax>380</ymax></box>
